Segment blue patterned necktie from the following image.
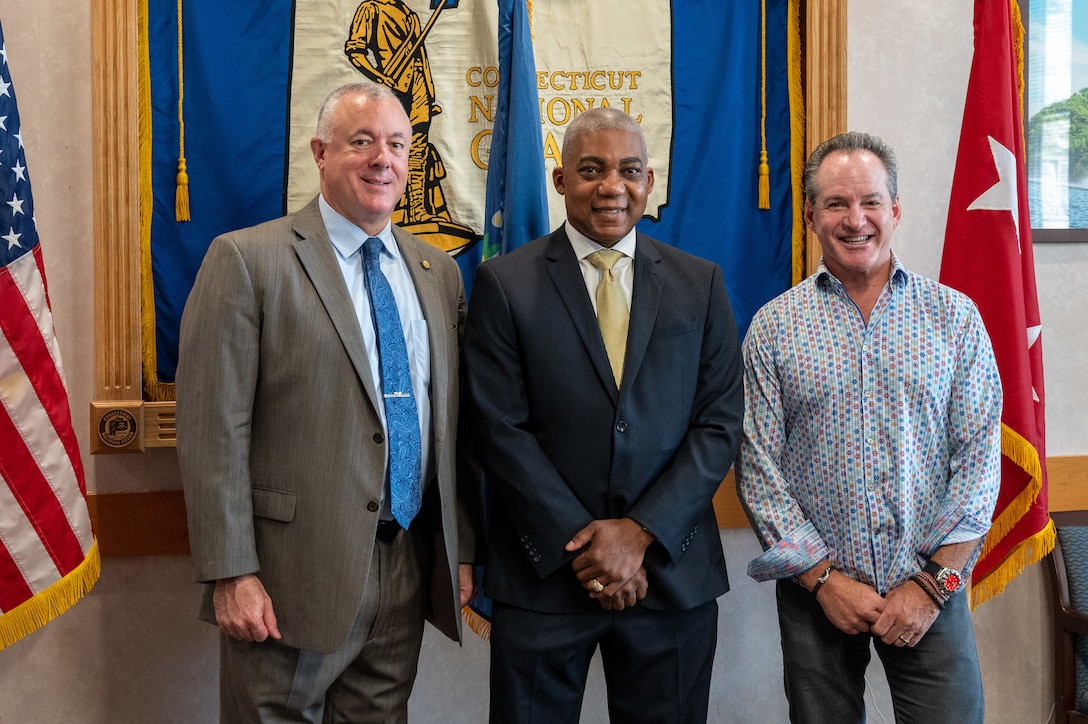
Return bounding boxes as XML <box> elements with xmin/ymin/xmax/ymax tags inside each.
<box><xmin>362</xmin><ymin>237</ymin><xmax>422</xmax><ymax>529</ymax></box>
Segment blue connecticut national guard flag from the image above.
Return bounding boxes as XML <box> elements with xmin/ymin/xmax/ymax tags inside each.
<box><xmin>480</xmin><ymin>0</ymin><xmax>549</xmax><ymax>261</ymax></box>
<box><xmin>0</xmin><ymin>17</ymin><xmax>100</xmax><ymax>649</ymax></box>
<box><xmin>142</xmin><ymin>1</ymin><xmax>801</xmax><ymax>401</ymax></box>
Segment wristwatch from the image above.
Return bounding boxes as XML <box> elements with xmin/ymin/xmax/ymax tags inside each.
<box><xmin>922</xmin><ymin>559</ymin><xmax>964</xmax><ymax>595</ymax></box>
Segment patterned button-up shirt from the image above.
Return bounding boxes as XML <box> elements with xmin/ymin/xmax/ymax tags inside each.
<box><xmin>737</xmin><ymin>256</ymin><xmax>1002</xmax><ymax>593</ymax></box>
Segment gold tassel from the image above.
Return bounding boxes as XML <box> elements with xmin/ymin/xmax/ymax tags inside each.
<box><xmin>758</xmin><ymin>150</ymin><xmax>770</xmax><ymax>209</ymax></box>
<box><xmin>175</xmin><ymin>156</ymin><xmax>190</xmax><ymax>222</ymax></box>
<box><xmin>757</xmin><ymin>0</ymin><xmax>770</xmax><ymax>211</ymax></box>
<box><xmin>174</xmin><ymin>0</ymin><xmax>190</xmax><ymax>222</ymax></box>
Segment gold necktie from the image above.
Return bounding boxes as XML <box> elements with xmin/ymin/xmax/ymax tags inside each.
<box><xmin>587</xmin><ymin>249</ymin><xmax>629</xmax><ymax>386</ymax></box>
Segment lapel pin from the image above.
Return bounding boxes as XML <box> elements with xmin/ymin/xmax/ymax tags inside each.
<box><xmin>421</xmin><ymin>260</ymin><xmax>431</xmax><ymax>270</ymax></box>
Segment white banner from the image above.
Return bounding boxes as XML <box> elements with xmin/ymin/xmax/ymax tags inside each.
<box><xmin>288</xmin><ymin>1</ymin><xmax>672</xmax><ymax>252</ymax></box>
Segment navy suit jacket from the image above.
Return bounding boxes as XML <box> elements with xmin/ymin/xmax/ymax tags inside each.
<box><xmin>463</xmin><ymin>227</ymin><xmax>743</xmax><ymax>613</ymax></box>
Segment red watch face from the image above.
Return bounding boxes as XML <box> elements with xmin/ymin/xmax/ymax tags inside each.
<box><xmin>939</xmin><ymin>570</ymin><xmax>962</xmax><ymax>592</ymax></box>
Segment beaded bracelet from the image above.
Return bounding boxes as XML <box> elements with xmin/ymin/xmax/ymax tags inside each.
<box><xmin>915</xmin><ymin>570</ymin><xmax>952</xmax><ymax>604</ymax></box>
<box><xmin>909</xmin><ymin>574</ymin><xmax>946</xmax><ymax>610</ymax></box>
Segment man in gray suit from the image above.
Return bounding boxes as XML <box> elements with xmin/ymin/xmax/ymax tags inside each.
<box><xmin>463</xmin><ymin>108</ymin><xmax>744</xmax><ymax>723</ymax></box>
<box><xmin>177</xmin><ymin>80</ymin><xmax>477</xmax><ymax>723</ymax></box>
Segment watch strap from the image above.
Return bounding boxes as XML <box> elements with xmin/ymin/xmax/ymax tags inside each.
<box><xmin>811</xmin><ymin>565</ymin><xmax>834</xmax><ymax>597</ymax></box>
<box><xmin>922</xmin><ymin>559</ymin><xmax>964</xmax><ymax>595</ymax></box>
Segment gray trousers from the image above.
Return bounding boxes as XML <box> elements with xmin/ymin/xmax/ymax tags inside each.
<box><xmin>218</xmin><ymin>524</ymin><xmax>428</xmax><ymax>724</ymax></box>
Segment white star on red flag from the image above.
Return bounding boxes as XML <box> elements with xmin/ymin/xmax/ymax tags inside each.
<box><xmin>966</xmin><ymin>135</ymin><xmax>1021</xmax><ymax>253</ymax></box>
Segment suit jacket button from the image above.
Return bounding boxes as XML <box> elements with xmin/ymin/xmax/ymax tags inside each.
<box><xmin>532</xmin><ymin>554</ymin><xmax>542</xmax><ymax>563</ymax></box>
<box><xmin>367</xmin><ymin>501</ymin><xmax>380</xmax><ymax>512</ymax></box>
<box><xmin>615</xmin><ymin>421</ymin><xmax>628</xmax><ymax>433</ymax></box>
<box><xmin>373</xmin><ymin>432</ymin><xmax>384</xmax><ymax>444</ymax></box>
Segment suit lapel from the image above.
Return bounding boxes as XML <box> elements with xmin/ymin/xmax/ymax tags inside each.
<box><xmin>544</xmin><ymin>230</ymin><xmax>619</xmax><ymax>398</ymax></box>
<box><xmin>291</xmin><ymin>198</ymin><xmax>382</xmax><ymax>418</ymax></box>
<box><xmin>623</xmin><ymin>233</ymin><xmax>664</xmax><ymax>389</ymax></box>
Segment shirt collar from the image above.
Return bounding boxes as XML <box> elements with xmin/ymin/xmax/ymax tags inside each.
<box><xmin>318</xmin><ymin>194</ymin><xmax>396</xmax><ymax>261</ymax></box>
<box><xmin>564</xmin><ymin>220</ymin><xmax>638</xmax><ymax>261</ymax></box>
<box><xmin>815</xmin><ymin>253</ymin><xmax>907</xmax><ymax>289</ymax></box>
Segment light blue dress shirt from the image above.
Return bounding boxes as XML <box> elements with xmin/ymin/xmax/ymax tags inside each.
<box><xmin>319</xmin><ymin>196</ymin><xmax>433</xmax><ymax>510</ymax></box>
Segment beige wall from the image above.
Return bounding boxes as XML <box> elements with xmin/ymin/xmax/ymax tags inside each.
<box><xmin>0</xmin><ymin>0</ymin><xmax>1074</xmax><ymax>721</ymax></box>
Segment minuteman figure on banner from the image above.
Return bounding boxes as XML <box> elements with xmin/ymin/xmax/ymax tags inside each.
<box><xmin>344</xmin><ymin>0</ymin><xmax>477</xmax><ymax>255</ymax></box>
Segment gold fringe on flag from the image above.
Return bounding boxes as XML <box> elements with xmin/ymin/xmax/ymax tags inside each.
<box><xmin>461</xmin><ymin>604</ymin><xmax>491</xmax><ymax>640</ymax></box>
<box><xmin>1012</xmin><ymin>0</ymin><xmax>1026</xmax><ymax>145</ymax></box>
<box><xmin>0</xmin><ymin>541</ymin><xmax>101</xmax><ymax>651</ymax></box>
<box><xmin>786</xmin><ymin>0</ymin><xmax>805</xmax><ymax>285</ymax></box>
<box><xmin>971</xmin><ymin>519</ymin><xmax>1054</xmax><ymax>609</ymax></box>
<box><xmin>138</xmin><ymin>0</ymin><xmax>175</xmax><ymax>401</ymax></box>
<box><xmin>982</xmin><ymin>423</ymin><xmax>1045</xmax><ymax>556</ymax></box>
<box><xmin>968</xmin><ymin>423</ymin><xmax>1053</xmax><ymax>609</ymax></box>
<box><xmin>757</xmin><ymin>0</ymin><xmax>770</xmax><ymax>210</ymax></box>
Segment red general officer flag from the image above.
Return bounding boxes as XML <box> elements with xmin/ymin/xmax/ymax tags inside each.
<box><xmin>940</xmin><ymin>0</ymin><xmax>1051</xmax><ymax>608</ymax></box>
<box><xmin>0</xmin><ymin>17</ymin><xmax>100</xmax><ymax>648</ymax></box>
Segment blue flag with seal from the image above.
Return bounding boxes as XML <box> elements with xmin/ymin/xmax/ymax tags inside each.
<box><xmin>480</xmin><ymin>0</ymin><xmax>549</xmax><ymax>263</ymax></box>
<box><xmin>463</xmin><ymin>0</ymin><xmax>552</xmax><ymax>639</ymax></box>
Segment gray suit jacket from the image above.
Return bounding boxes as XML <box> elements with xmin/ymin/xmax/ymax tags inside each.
<box><xmin>177</xmin><ymin>197</ymin><xmax>474</xmax><ymax>654</ymax></box>
<box><xmin>463</xmin><ymin>228</ymin><xmax>743</xmax><ymax>614</ymax></box>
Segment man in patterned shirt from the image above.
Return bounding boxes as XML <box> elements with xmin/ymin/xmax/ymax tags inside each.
<box><xmin>737</xmin><ymin>131</ymin><xmax>1002</xmax><ymax>724</ymax></box>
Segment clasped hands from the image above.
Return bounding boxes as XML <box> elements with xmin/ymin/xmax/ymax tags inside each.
<box><xmin>815</xmin><ymin>571</ymin><xmax>942</xmax><ymax>649</ymax></box>
<box><xmin>565</xmin><ymin>518</ymin><xmax>654</xmax><ymax>611</ymax></box>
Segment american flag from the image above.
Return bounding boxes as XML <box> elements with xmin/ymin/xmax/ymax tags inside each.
<box><xmin>0</xmin><ymin>18</ymin><xmax>99</xmax><ymax>650</ymax></box>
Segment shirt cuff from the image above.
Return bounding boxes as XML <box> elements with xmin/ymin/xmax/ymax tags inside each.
<box><xmin>746</xmin><ymin>520</ymin><xmax>829</xmax><ymax>582</ymax></box>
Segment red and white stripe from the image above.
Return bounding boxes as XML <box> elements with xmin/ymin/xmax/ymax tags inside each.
<box><xmin>0</xmin><ymin>244</ymin><xmax>93</xmax><ymax>613</ymax></box>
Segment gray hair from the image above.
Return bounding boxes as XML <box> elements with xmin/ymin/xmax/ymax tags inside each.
<box><xmin>561</xmin><ymin>107</ymin><xmax>648</xmax><ymax>164</ymax></box>
<box><xmin>803</xmin><ymin>131</ymin><xmax>898</xmax><ymax>202</ymax></box>
<box><xmin>315</xmin><ymin>81</ymin><xmax>405</xmax><ymax>142</ymax></box>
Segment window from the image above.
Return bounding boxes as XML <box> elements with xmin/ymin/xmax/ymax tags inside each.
<box><xmin>1025</xmin><ymin>0</ymin><xmax>1088</xmax><ymax>241</ymax></box>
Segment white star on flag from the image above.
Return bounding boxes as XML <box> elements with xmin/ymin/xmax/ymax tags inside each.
<box><xmin>1028</xmin><ymin>324</ymin><xmax>1042</xmax><ymax>402</ymax></box>
<box><xmin>966</xmin><ymin>135</ymin><xmax>1021</xmax><ymax>253</ymax></box>
<box><xmin>2</xmin><ymin>225</ymin><xmax>20</xmax><ymax>249</ymax></box>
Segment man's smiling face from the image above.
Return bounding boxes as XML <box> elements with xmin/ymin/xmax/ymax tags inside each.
<box><xmin>311</xmin><ymin>92</ymin><xmax>411</xmax><ymax>236</ymax></box>
<box><xmin>553</xmin><ymin>127</ymin><xmax>654</xmax><ymax>248</ymax></box>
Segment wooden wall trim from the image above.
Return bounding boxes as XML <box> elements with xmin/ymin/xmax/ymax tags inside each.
<box><xmin>91</xmin><ymin>0</ymin><xmax>150</xmax><ymax>456</ymax></box>
<box><xmin>91</xmin><ymin>0</ymin><xmax>141</xmax><ymax>405</ymax></box>
<box><xmin>716</xmin><ymin>455</ymin><xmax>1088</xmax><ymax>532</ymax></box>
<box><xmin>804</xmin><ymin>0</ymin><xmax>847</xmax><ymax>275</ymax></box>
<box><xmin>88</xmin><ymin>490</ymin><xmax>190</xmax><ymax>557</ymax></box>
<box><xmin>90</xmin><ymin>456</ymin><xmax>1088</xmax><ymax>557</ymax></box>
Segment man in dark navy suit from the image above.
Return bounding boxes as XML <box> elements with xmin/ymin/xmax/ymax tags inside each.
<box><xmin>463</xmin><ymin>107</ymin><xmax>744</xmax><ymax>723</ymax></box>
